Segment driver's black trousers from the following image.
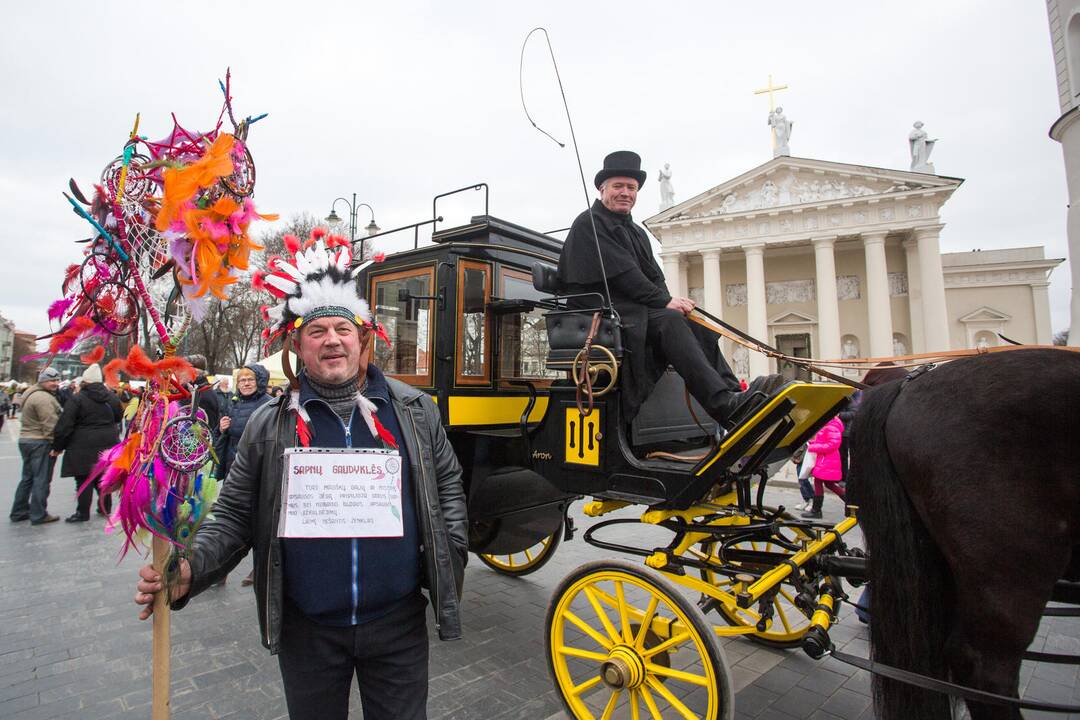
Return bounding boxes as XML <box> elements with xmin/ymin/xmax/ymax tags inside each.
<box><xmin>646</xmin><ymin>308</ymin><xmax>742</xmax><ymax>424</ymax></box>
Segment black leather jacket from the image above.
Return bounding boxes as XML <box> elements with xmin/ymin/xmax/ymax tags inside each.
<box><xmin>174</xmin><ymin>377</ymin><xmax>468</xmax><ymax>650</ymax></box>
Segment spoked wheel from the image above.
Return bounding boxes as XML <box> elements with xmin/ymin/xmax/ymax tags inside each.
<box><xmin>547</xmin><ymin>560</ymin><xmax>733</xmax><ymax>720</ymax></box>
<box><xmin>697</xmin><ymin>523</ymin><xmax>814</xmax><ymax>649</ymax></box>
<box><xmin>478</xmin><ymin>523</ymin><xmax>562</xmax><ymax>577</ymax></box>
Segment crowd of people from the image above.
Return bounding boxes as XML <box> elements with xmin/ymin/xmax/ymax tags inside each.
<box><xmin>5</xmin><ymin>362</ymin><xmax>281</xmax><ymax>528</ymax></box>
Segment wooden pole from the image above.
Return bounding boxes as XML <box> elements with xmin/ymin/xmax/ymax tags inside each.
<box><xmin>151</xmin><ymin>535</ymin><xmax>171</xmax><ymax>719</ymax></box>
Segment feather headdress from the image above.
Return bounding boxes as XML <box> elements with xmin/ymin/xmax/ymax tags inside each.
<box><xmin>253</xmin><ymin>227</ymin><xmax>387</xmax><ymax>345</ymax></box>
<box><xmin>252</xmin><ymin>226</ymin><xmax>394</xmax><ymax>448</ymax></box>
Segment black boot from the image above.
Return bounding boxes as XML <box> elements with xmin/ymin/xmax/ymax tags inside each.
<box><xmin>801</xmin><ymin>495</ymin><xmax>823</xmax><ymax>519</ymax></box>
<box><xmin>719</xmin><ymin>374</ymin><xmax>790</xmax><ymax>429</ymax></box>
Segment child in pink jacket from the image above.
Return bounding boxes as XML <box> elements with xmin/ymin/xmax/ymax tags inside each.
<box><xmin>800</xmin><ymin>415</ymin><xmax>844</xmax><ymax>519</ymax></box>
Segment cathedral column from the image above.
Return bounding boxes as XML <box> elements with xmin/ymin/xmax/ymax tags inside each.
<box><xmin>914</xmin><ymin>224</ymin><xmax>951</xmax><ymax>351</ymax></box>
<box><xmin>660</xmin><ymin>251</ymin><xmax>682</xmax><ymax>297</ymax></box>
<box><xmin>701</xmin><ymin>249</ymin><xmax>723</xmax><ymax>318</ymax></box>
<box><xmin>743</xmin><ymin>244</ymin><xmax>770</xmax><ymax>377</ymax></box>
<box><xmin>862</xmin><ymin>231</ymin><xmax>894</xmax><ymax>358</ymax></box>
<box><xmin>902</xmin><ymin>238</ymin><xmax>925</xmax><ymax>353</ymax></box>
<box><xmin>678</xmin><ymin>257</ymin><xmax>690</xmax><ymax>300</ymax></box>
<box><xmin>812</xmin><ymin>236</ymin><xmax>842</xmax><ymax>360</ymax></box>
<box><xmin>1032</xmin><ymin>282</ymin><xmax>1053</xmax><ymax>344</ymax></box>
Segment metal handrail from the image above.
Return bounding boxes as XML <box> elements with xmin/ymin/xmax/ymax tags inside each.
<box><xmin>432</xmin><ymin>183</ymin><xmax>489</xmax><ymax>232</ymax></box>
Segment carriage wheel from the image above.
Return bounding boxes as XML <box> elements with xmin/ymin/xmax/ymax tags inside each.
<box><xmin>698</xmin><ymin>525</ymin><xmax>814</xmax><ymax>649</ymax></box>
<box><xmin>547</xmin><ymin>560</ymin><xmax>733</xmax><ymax>720</ymax></box>
<box><xmin>477</xmin><ymin>523</ymin><xmax>562</xmax><ymax>577</ymax></box>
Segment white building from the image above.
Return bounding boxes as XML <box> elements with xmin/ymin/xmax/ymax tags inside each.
<box><xmin>645</xmin><ymin>155</ymin><xmax>1062</xmax><ymax>380</ymax></box>
<box><xmin>1047</xmin><ymin>0</ymin><xmax>1080</xmax><ymax>343</ymax></box>
<box><xmin>0</xmin><ymin>313</ymin><xmax>15</xmax><ymax>382</ymax></box>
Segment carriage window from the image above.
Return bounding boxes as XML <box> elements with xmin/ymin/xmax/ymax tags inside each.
<box><xmin>498</xmin><ymin>268</ymin><xmax>560</xmax><ymax>383</ymax></box>
<box><xmin>456</xmin><ymin>259</ymin><xmax>491</xmax><ymax>385</ymax></box>
<box><xmin>371</xmin><ymin>267</ymin><xmax>435</xmax><ymax>386</ymax></box>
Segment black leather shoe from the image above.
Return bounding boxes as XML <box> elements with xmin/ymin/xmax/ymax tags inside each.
<box><xmin>65</xmin><ymin>514</ymin><xmax>89</xmax><ymax>523</ymax></box>
<box><xmin>721</xmin><ymin>374</ymin><xmax>791</xmax><ymax>429</ymax></box>
<box><xmin>9</xmin><ymin>515</ymin><xmax>29</xmax><ymax>522</ymax></box>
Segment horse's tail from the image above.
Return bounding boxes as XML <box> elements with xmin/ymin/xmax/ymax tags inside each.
<box><xmin>850</xmin><ymin>381</ymin><xmax>952</xmax><ymax>720</ymax></box>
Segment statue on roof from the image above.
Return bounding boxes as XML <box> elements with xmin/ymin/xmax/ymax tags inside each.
<box><xmin>768</xmin><ymin>107</ymin><xmax>793</xmax><ymax>157</ymax></box>
<box><xmin>658</xmin><ymin>163</ymin><xmax>675</xmax><ymax>211</ymax></box>
<box><xmin>909</xmin><ymin>121</ymin><xmax>937</xmax><ymax>174</ymax></box>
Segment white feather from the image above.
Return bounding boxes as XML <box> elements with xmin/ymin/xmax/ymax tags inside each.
<box><xmin>311</xmin><ymin>241</ymin><xmax>330</xmax><ymax>272</ymax></box>
<box><xmin>265</xmin><ymin>275</ymin><xmax>299</xmax><ymax>295</ymax></box>
<box><xmin>294</xmin><ymin>249</ymin><xmax>314</xmax><ymax>276</ymax></box>
<box><xmin>356</xmin><ymin>393</ymin><xmax>378</xmax><ymax>438</ymax></box>
<box><xmin>273</xmin><ymin>258</ymin><xmax>305</xmax><ymax>282</ymax></box>
<box><xmin>335</xmin><ymin>248</ymin><xmax>350</xmax><ymax>272</ymax></box>
<box><xmin>289</xmin><ymin>389</ymin><xmax>311</xmax><ymax>423</ymax></box>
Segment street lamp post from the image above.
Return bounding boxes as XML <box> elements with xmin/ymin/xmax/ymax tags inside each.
<box><xmin>325</xmin><ymin>193</ymin><xmax>380</xmax><ymax>261</ymax></box>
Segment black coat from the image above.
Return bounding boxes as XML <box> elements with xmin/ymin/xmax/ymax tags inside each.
<box><xmin>52</xmin><ymin>383</ymin><xmax>122</xmax><ymax>478</ymax></box>
<box><xmin>557</xmin><ymin>200</ymin><xmax>674</xmax><ymax>420</ymax></box>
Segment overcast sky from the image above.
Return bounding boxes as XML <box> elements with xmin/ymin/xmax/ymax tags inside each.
<box><xmin>1</xmin><ymin>0</ymin><xmax>1072</xmax><ymax>338</ymax></box>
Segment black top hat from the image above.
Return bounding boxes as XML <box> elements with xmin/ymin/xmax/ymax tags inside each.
<box><xmin>594</xmin><ymin>150</ymin><xmax>647</xmax><ymax>190</ymax></box>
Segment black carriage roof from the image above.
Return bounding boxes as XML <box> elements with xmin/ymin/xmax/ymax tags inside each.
<box><xmin>362</xmin><ymin>215</ymin><xmax>563</xmax><ymax>268</ymax></box>
<box><xmin>432</xmin><ymin>214</ymin><xmax>562</xmax><ymax>255</ymax></box>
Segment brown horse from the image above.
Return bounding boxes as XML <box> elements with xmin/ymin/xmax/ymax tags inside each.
<box><xmin>849</xmin><ymin>348</ymin><xmax>1080</xmax><ymax>720</ymax></box>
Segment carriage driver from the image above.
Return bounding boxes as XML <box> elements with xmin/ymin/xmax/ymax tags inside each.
<box><xmin>134</xmin><ymin>228</ymin><xmax>468</xmax><ymax>720</ymax></box>
<box><xmin>557</xmin><ymin>150</ymin><xmax>786</xmax><ymax>427</ymax></box>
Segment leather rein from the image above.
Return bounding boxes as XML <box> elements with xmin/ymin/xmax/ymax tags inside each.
<box><xmin>688</xmin><ymin>307</ymin><xmax>1080</xmax><ymax>390</ymax></box>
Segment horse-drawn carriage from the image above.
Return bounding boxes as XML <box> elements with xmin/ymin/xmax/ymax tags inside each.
<box><xmin>357</xmin><ymin>195</ymin><xmax>1080</xmax><ymax>719</ymax></box>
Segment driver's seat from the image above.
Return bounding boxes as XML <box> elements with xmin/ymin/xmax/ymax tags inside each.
<box><xmin>533</xmin><ymin>263</ymin><xmax>624</xmax><ymax>371</ymax></box>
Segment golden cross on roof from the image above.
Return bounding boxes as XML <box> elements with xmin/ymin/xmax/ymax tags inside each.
<box><xmin>753</xmin><ymin>74</ymin><xmax>789</xmax><ymax>112</ymax></box>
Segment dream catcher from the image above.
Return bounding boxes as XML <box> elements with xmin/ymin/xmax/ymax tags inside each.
<box><xmin>36</xmin><ymin>71</ymin><xmax>277</xmax><ymax>718</ymax></box>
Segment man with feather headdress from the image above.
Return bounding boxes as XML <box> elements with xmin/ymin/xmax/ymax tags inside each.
<box><xmin>136</xmin><ymin>228</ymin><xmax>467</xmax><ymax>720</ymax></box>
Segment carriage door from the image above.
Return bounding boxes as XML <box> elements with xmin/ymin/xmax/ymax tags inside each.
<box><xmin>456</xmin><ymin>259</ymin><xmax>491</xmax><ymax>385</ymax></box>
<box><xmin>776</xmin><ymin>333</ymin><xmax>811</xmax><ymax>381</ymax></box>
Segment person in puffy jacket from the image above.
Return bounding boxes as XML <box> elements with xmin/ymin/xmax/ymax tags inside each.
<box><xmin>215</xmin><ymin>363</ymin><xmax>271</xmax><ymax>481</ymax></box>
<box><xmin>801</xmin><ymin>414</ymin><xmax>845</xmax><ymax>519</ymax></box>
<box><xmin>213</xmin><ymin>363</ymin><xmax>271</xmax><ymax>587</ymax></box>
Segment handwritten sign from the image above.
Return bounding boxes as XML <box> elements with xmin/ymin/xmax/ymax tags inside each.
<box><xmin>278</xmin><ymin>448</ymin><xmax>403</xmax><ymax>539</ymax></box>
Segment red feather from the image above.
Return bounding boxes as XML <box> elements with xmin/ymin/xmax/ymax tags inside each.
<box><xmin>80</xmin><ymin>345</ymin><xmax>106</xmax><ymax>364</ymax></box>
<box><xmin>296</xmin><ymin>415</ymin><xmax>312</xmax><ymax>447</ymax></box>
<box><xmin>326</xmin><ymin>234</ymin><xmax>348</xmax><ymax>248</ymax></box>
<box><xmin>284</xmin><ymin>234</ymin><xmax>301</xmax><ymax>255</ymax></box>
<box><xmin>373</xmin><ymin>416</ymin><xmax>398</xmax><ymax>449</ymax></box>
<box><xmin>46</xmin><ymin>316</ymin><xmax>97</xmax><ymax>354</ymax></box>
<box><xmin>311</xmin><ymin>226</ymin><xmax>327</xmax><ymax>240</ymax></box>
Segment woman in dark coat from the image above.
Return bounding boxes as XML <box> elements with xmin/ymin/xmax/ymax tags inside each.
<box><xmin>53</xmin><ymin>364</ymin><xmax>122</xmax><ymax>522</ymax></box>
<box><xmin>215</xmin><ymin>363</ymin><xmax>271</xmax><ymax>481</ymax></box>
<box><xmin>214</xmin><ymin>362</ymin><xmax>270</xmax><ymax>586</ymax></box>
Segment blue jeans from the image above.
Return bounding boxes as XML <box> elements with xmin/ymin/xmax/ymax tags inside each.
<box><xmin>799</xmin><ymin>476</ymin><xmax>814</xmax><ymax>502</ymax></box>
<box><xmin>11</xmin><ymin>440</ymin><xmax>55</xmax><ymax>522</ymax></box>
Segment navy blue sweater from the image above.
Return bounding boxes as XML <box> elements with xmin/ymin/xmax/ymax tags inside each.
<box><xmin>281</xmin><ymin>366</ymin><xmax>421</xmax><ymax>626</ymax></box>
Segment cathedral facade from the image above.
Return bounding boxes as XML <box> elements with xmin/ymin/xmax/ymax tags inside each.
<box><xmin>645</xmin><ymin>156</ymin><xmax>1061</xmax><ymax>379</ymax></box>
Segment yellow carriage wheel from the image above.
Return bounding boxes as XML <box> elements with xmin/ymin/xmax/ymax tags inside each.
<box><xmin>698</xmin><ymin>524</ymin><xmax>813</xmax><ymax>649</ymax></box>
<box><xmin>478</xmin><ymin>524</ymin><xmax>562</xmax><ymax>577</ymax></box>
<box><xmin>546</xmin><ymin>560</ymin><xmax>733</xmax><ymax>720</ymax></box>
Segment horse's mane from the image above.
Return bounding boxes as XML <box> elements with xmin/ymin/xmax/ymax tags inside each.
<box><xmin>862</xmin><ymin>362</ymin><xmax>908</xmax><ymax>387</ymax></box>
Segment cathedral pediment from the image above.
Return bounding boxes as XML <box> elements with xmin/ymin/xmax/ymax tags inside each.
<box><xmin>645</xmin><ymin>156</ymin><xmax>962</xmax><ymax>227</ymax></box>
<box><xmin>958</xmin><ymin>306</ymin><xmax>1012</xmax><ymax>323</ymax></box>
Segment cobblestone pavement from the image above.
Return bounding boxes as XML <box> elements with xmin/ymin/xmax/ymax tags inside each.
<box><xmin>0</xmin><ymin>418</ymin><xmax>1077</xmax><ymax>719</ymax></box>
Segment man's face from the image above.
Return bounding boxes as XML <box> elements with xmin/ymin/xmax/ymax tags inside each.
<box><xmin>600</xmin><ymin>177</ymin><xmax>639</xmax><ymax>214</ymax></box>
<box><xmin>294</xmin><ymin>317</ymin><xmax>370</xmax><ymax>384</ymax></box>
<box><xmin>41</xmin><ymin>379</ymin><xmax>59</xmax><ymax>393</ymax></box>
